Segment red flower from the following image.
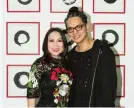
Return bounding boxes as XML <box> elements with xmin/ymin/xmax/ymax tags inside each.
<box><xmin>57</xmin><ymin>97</ymin><xmax>62</xmax><ymax>102</ymax></box>
<box><xmin>53</xmin><ymin>90</ymin><xmax>56</xmax><ymax>94</ymax></box>
<box><xmin>52</xmin><ymin>71</ymin><xmax>56</xmax><ymax>75</ymax></box>
<box><xmin>51</xmin><ymin>72</ymin><xmax>58</xmax><ymax>80</ymax></box>
<box><xmin>61</xmin><ymin>68</ymin><xmax>68</xmax><ymax>73</ymax></box>
<box><xmin>64</xmin><ymin>95</ymin><xmax>68</xmax><ymax>100</ymax></box>
<box><xmin>51</xmin><ymin>75</ymin><xmax>58</xmax><ymax>80</ymax></box>
<box><xmin>69</xmin><ymin>72</ymin><xmax>72</xmax><ymax>77</ymax></box>
<box><xmin>54</xmin><ymin>68</ymin><xmax>61</xmax><ymax>73</ymax></box>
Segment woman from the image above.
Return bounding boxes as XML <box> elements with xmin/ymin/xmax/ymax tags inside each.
<box><xmin>27</xmin><ymin>28</ymin><xmax>73</xmax><ymax>107</ymax></box>
<box><xmin>64</xmin><ymin>7</ymin><xmax>117</xmax><ymax>107</ymax></box>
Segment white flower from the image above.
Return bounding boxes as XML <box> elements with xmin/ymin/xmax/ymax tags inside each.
<box><xmin>68</xmin><ymin>80</ymin><xmax>73</xmax><ymax>85</ymax></box>
<box><xmin>56</xmin><ymin>80</ymin><xmax>62</xmax><ymax>86</ymax></box>
<box><xmin>33</xmin><ymin>81</ymin><xmax>38</xmax><ymax>88</ymax></box>
<box><xmin>54</xmin><ymin>99</ymin><xmax>58</xmax><ymax>104</ymax></box>
<box><xmin>32</xmin><ymin>76</ymin><xmax>38</xmax><ymax>88</ymax></box>
<box><xmin>59</xmin><ymin>84</ymin><xmax>69</xmax><ymax>96</ymax></box>
<box><xmin>32</xmin><ymin>75</ymin><xmax>36</xmax><ymax>82</ymax></box>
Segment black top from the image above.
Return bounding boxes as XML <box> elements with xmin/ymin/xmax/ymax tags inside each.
<box><xmin>67</xmin><ymin>41</ymin><xmax>94</xmax><ymax>107</ymax></box>
<box><xmin>27</xmin><ymin>57</ymin><xmax>73</xmax><ymax>107</ymax></box>
<box><xmin>67</xmin><ymin>39</ymin><xmax>117</xmax><ymax>107</ymax></box>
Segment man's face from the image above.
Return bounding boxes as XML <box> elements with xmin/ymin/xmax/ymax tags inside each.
<box><xmin>66</xmin><ymin>17</ymin><xmax>88</xmax><ymax>44</ymax></box>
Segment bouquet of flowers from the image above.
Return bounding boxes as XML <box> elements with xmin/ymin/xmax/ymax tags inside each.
<box><xmin>51</xmin><ymin>67</ymin><xmax>73</xmax><ymax>107</ymax></box>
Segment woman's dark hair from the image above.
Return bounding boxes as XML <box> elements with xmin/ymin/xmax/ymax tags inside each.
<box><xmin>64</xmin><ymin>6</ymin><xmax>87</xmax><ymax>27</ymax></box>
<box><xmin>42</xmin><ymin>27</ymin><xmax>68</xmax><ymax>61</ymax></box>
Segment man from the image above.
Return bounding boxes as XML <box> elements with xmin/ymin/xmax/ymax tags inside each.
<box><xmin>64</xmin><ymin>6</ymin><xmax>117</xmax><ymax>107</ymax></box>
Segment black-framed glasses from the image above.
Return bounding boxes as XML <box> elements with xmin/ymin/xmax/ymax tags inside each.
<box><xmin>66</xmin><ymin>24</ymin><xmax>85</xmax><ymax>33</ymax></box>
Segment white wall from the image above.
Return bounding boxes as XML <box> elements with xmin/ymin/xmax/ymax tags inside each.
<box><xmin>0</xmin><ymin>0</ymin><xmax>134</xmax><ymax>107</ymax></box>
<box><xmin>0</xmin><ymin>0</ymin><xmax>3</xmax><ymax>107</ymax></box>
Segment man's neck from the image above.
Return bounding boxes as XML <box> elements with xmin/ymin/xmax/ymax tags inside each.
<box><xmin>76</xmin><ymin>38</ymin><xmax>94</xmax><ymax>52</ymax></box>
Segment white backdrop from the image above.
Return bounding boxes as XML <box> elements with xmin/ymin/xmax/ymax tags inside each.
<box><xmin>1</xmin><ymin>0</ymin><xmax>134</xmax><ymax>107</ymax></box>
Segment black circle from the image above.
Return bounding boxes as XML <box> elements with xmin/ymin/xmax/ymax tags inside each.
<box><xmin>104</xmin><ymin>0</ymin><xmax>117</xmax><ymax>4</ymax></box>
<box><xmin>14</xmin><ymin>30</ymin><xmax>30</xmax><ymax>46</ymax></box>
<box><xmin>102</xmin><ymin>29</ymin><xmax>119</xmax><ymax>47</ymax></box>
<box><xmin>63</xmin><ymin>0</ymin><xmax>76</xmax><ymax>5</ymax></box>
<box><xmin>17</xmin><ymin>0</ymin><xmax>32</xmax><ymax>5</ymax></box>
<box><xmin>14</xmin><ymin>72</ymin><xmax>29</xmax><ymax>89</ymax></box>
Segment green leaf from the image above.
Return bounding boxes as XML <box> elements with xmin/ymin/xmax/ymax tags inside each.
<box><xmin>27</xmin><ymin>81</ymin><xmax>33</xmax><ymax>88</ymax></box>
<box><xmin>31</xmin><ymin>65</ymin><xmax>36</xmax><ymax>71</ymax></box>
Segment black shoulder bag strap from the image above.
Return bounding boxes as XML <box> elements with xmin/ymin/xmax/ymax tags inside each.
<box><xmin>89</xmin><ymin>40</ymin><xmax>105</xmax><ymax>106</ymax></box>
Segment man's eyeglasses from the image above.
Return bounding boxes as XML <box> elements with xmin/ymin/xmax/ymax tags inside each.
<box><xmin>66</xmin><ymin>24</ymin><xmax>85</xmax><ymax>33</ymax></box>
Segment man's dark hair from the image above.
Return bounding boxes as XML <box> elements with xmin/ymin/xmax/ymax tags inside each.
<box><xmin>64</xmin><ymin>6</ymin><xmax>87</xmax><ymax>28</ymax></box>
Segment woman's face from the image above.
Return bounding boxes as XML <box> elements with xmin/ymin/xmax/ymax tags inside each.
<box><xmin>48</xmin><ymin>31</ymin><xmax>64</xmax><ymax>58</ymax></box>
<box><xmin>66</xmin><ymin>17</ymin><xmax>88</xmax><ymax>44</ymax></box>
